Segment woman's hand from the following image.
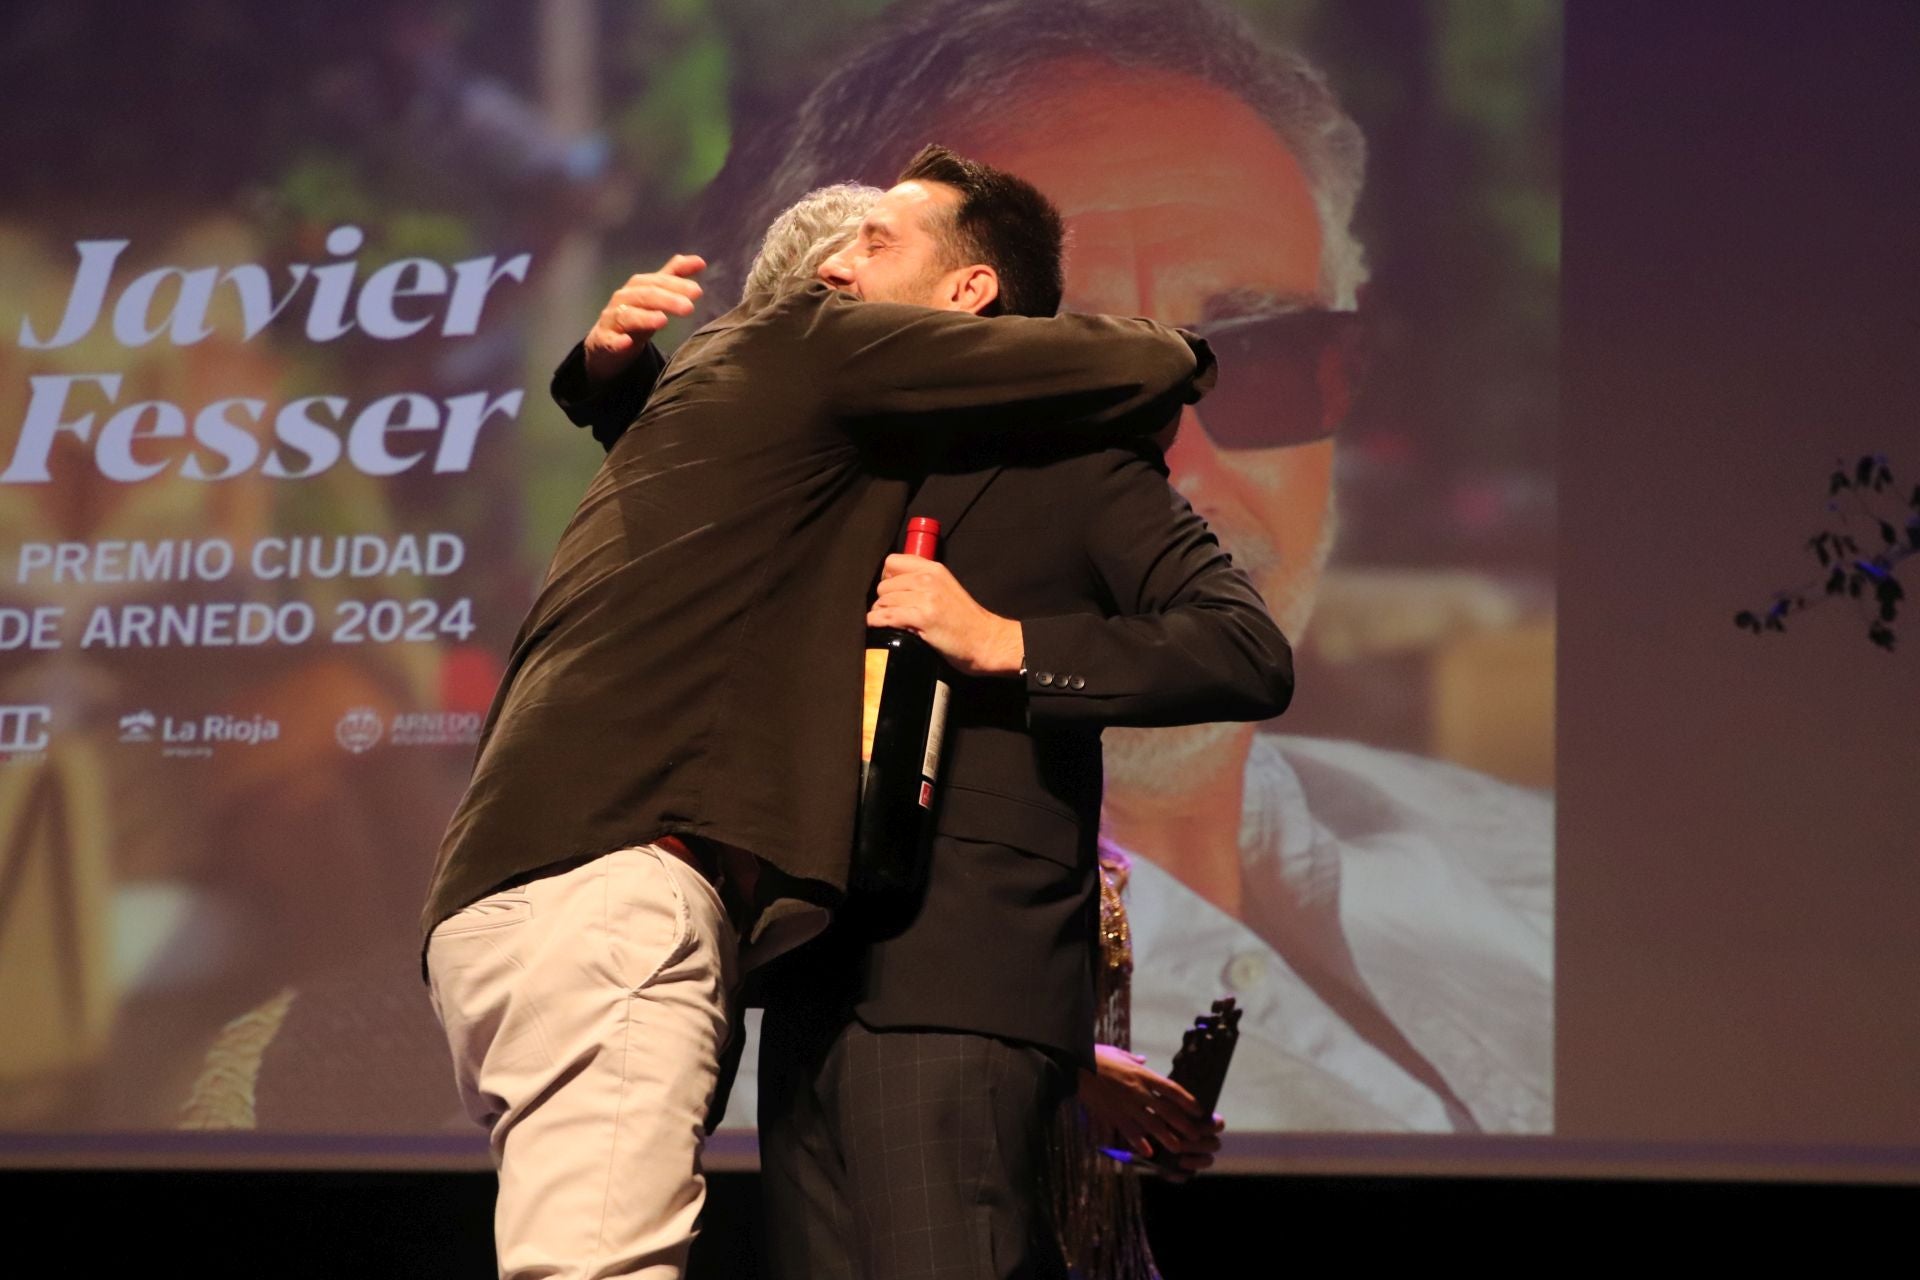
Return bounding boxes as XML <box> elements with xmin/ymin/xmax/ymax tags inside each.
<box><xmin>1077</xmin><ymin>1044</ymin><xmax>1224</xmax><ymax>1175</ymax></box>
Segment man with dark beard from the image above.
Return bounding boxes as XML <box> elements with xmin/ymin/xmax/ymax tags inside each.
<box><xmin>755</xmin><ymin>151</ymin><xmax>1288</xmax><ymax>1279</ymax></box>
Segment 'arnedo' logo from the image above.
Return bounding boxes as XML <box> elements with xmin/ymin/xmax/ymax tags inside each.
<box><xmin>335</xmin><ymin>707</ymin><xmax>384</xmax><ymax>755</ymax></box>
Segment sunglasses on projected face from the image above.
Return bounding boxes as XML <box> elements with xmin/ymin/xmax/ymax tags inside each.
<box><xmin>1185</xmin><ymin>307</ymin><xmax>1365</xmax><ymax>450</ymax></box>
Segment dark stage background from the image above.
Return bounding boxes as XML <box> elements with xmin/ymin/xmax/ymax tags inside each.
<box><xmin>2</xmin><ymin>1167</ymin><xmax>1911</xmax><ymax>1275</ymax></box>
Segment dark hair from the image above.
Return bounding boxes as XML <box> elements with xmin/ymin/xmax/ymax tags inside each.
<box><xmin>696</xmin><ymin>0</ymin><xmax>1366</xmax><ymax>314</ymax></box>
<box><xmin>893</xmin><ymin>144</ymin><xmax>1065</xmax><ymax>318</ymax></box>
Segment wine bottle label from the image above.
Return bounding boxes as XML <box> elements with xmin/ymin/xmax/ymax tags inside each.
<box><xmin>919</xmin><ymin>678</ymin><xmax>951</xmax><ymax>797</ymax></box>
<box><xmin>860</xmin><ymin>647</ymin><xmax>889</xmax><ymax>765</ymax></box>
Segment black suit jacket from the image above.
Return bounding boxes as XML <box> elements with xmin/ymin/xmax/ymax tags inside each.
<box><xmin>422</xmin><ymin>284</ymin><xmax>1212</xmax><ymax>946</ymax></box>
<box><xmin>767</xmin><ymin>444</ymin><xmax>1292</xmax><ymax>1067</ymax></box>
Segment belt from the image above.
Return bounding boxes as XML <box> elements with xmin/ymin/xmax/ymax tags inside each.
<box><xmin>658</xmin><ymin>834</ymin><xmax>760</xmax><ymax>938</ymax></box>
<box><xmin>657</xmin><ymin>834</ymin><xmax>721</xmax><ymax>885</ymax></box>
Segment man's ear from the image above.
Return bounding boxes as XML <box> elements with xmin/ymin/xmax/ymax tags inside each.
<box><xmin>949</xmin><ymin>265</ymin><xmax>1001</xmax><ymax>315</ymax></box>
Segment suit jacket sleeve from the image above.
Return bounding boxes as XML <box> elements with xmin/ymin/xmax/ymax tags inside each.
<box><xmin>550</xmin><ymin>339</ymin><xmax>668</xmax><ymax>452</ymax></box>
<box><xmin>806</xmin><ymin>284</ymin><xmax>1216</xmax><ymax>443</ymax></box>
<box><xmin>1018</xmin><ymin>448</ymin><xmax>1294</xmax><ymax>728</ymax></box>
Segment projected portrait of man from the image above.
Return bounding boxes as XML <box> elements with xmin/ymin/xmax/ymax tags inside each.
<box><xmin>0</xmin><ymin>0</ymin><xmax>1554</xmax><ymax>1153</ymax></box>
<box><xmin>704</xmin><ymin>0</ymin><xmax>1552</xmax><ymax>1133</ymax></box>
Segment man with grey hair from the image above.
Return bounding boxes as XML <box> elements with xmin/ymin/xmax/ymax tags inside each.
<box><xmin>554</xmin><ymin>182</ymin><xmax>883</xmax><ymax>447</ymax></box>
<box><xmin>740</xmin><ymin>183</ymin><xmax>884</xmax><ymax>309</ymax></box>
<box><xmin>701</xmin><ymin>0</ymin><xmax>1552</xmax><ymax>1138</ymax></box>
<box><xmin>422</xmin><ymin>177</ymin><xmax>1214</xmax><ymax>1278</ymax></box>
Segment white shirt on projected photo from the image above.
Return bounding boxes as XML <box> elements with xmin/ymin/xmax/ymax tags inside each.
<box><xmin>1124</xmin><ymin>732</ymin><xmax>1553</xmax><ymax>1134</ymax></box>
<box><xmin>720</xmin><ymin>733</ymin><xmax>1551</xmax><ymax>1136</ymax></box>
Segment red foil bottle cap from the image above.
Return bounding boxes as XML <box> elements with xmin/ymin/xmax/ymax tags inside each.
<box><xmin>903</xmin><ymin>516</ymin><xmax>941</xmax><ymax>559</ymax></box>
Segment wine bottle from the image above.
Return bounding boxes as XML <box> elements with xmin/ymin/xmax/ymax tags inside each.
<box><xmin>852</xmin><ymin>516</ymin><xmax>952</xmax><ymax>897</ymax></box>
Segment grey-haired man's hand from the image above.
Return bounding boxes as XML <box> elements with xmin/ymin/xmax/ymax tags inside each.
<box><xmin>582</xmin><ymin>254</ymin><xmax>706</xmax><ymax>385</ymax></box>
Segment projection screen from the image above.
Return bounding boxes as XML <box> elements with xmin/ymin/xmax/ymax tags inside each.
<box><xmin>4</xmin><ymin>0</ymin><xmax>1579</xmax><ymax>1172</ymax></box>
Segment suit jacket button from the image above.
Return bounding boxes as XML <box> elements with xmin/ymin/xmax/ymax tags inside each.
<box><xmin>1068</xmin><ymin>675</ymin><xmax>1086</xmax><ymax>690</ymax></box>
<box><xmin>1035</xmin><ymin>671</ymin><xmax>1055</xmax><ymax>686</ymax></box>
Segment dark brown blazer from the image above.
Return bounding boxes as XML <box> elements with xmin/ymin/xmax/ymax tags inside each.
<box><xmin>421</xmin><ymin>283</ymin><xmax>1211</xmax><ymax>948</ymax></box>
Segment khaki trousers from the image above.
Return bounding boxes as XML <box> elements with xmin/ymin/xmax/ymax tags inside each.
<box><xmin>427</xmin><ymin>844</ymin><xmax>738</xmax><ymax>1279</ymax></box>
